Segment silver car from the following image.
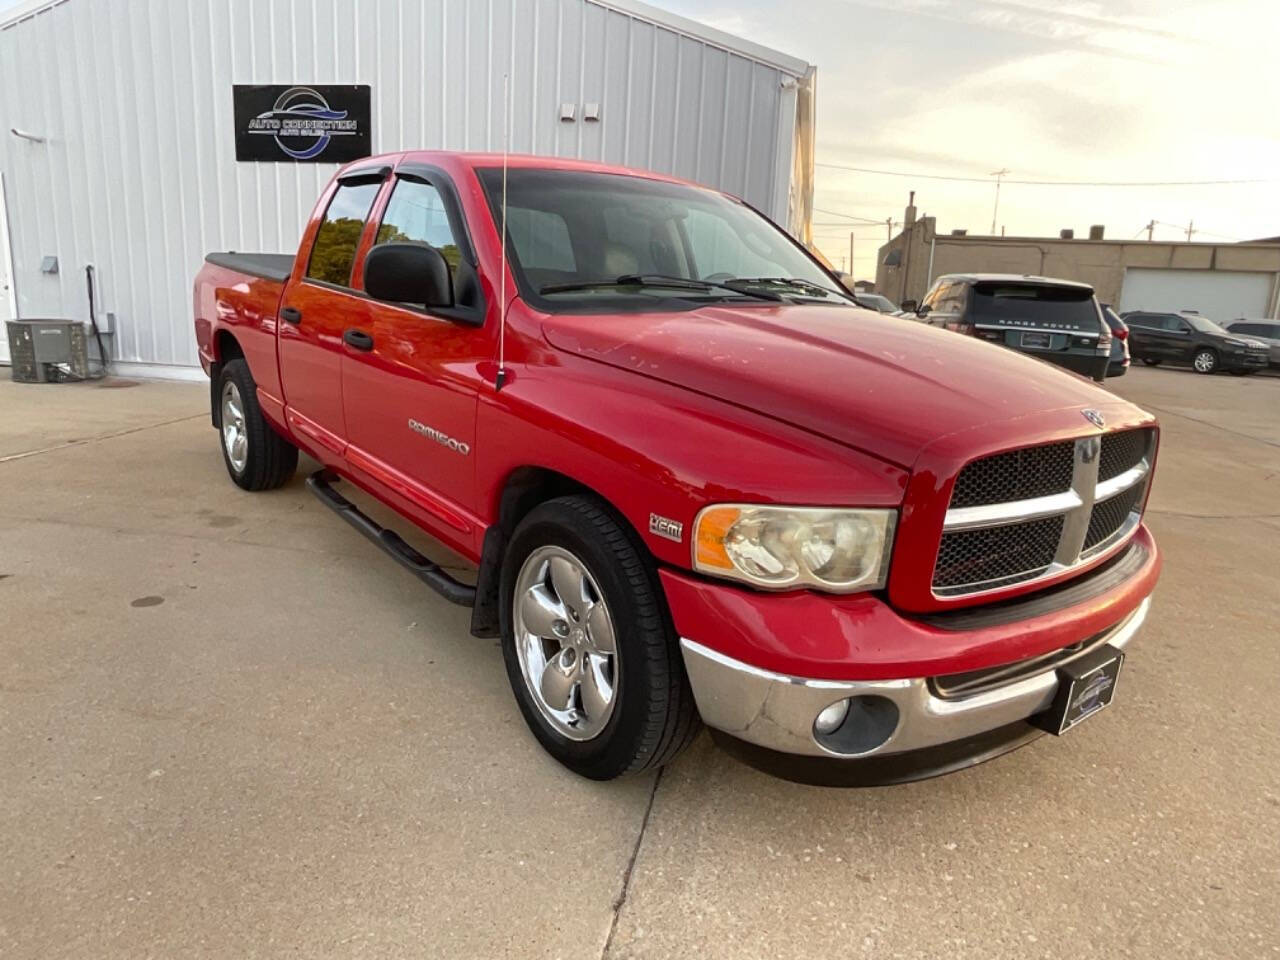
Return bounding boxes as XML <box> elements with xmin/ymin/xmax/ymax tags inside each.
<box><xmin>1225</xmin><ymin>320</ymin><xmax>1280</xmax><ymax>368</ymax></box>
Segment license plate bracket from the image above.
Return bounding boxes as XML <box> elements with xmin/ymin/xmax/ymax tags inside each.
<box><xmin>1031</xmin><ymin>644</ymin><xmax>1124</xmax><ymax>736</ymax></box>
<box><xmin>1021</xmin><ymin>331</ymin><xmax>1052</xmax><ymax>349</ymax></box>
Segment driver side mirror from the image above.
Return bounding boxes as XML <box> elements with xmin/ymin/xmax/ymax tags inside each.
<box><xmin>364</xmin><ymin>242</ymin><xmax>453</xmax><ymax>309</ymax></box>
<box><xmin>900</xmin><ymin>299</ymin><xmax>918</xmax><ymax>313</ymax></box>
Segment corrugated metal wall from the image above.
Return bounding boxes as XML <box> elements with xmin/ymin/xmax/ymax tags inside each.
<box><xmin>0</xmin><ymin>0</ymin><xmax>806</xmax><ymax>371</ymax></box>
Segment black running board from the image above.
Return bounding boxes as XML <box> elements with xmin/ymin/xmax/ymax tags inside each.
<box><xmin>306</xmin><ymin>470</ymin><xmax>477</xmax><ymax>607</ymax></box>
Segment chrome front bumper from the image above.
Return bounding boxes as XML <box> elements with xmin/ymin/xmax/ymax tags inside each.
<box><xmin>680</xmin><ymin>596</ymin><xmax>1150</xmax><ymax>759</ymax></box>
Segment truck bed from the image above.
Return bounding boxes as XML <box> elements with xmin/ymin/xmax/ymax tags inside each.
<box><xmin>204</xmin><ymin>252</ymin><xmax>295</xmax><ymax>283</ymax></box>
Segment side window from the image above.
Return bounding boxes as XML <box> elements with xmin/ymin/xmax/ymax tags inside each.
<box><xmin>306</xmin><ymin>180</ymin><xmax>382</xmax><ymax>286</ymax></box>
<box><xmin>373</xmin><ymin>178</ymin><xmax>461</xmax><ymax>277</ymax></box>
<box><xmin>935</xmin><ymin>282</ymin><xmax>967</xmax><ymax>314</ymax></box>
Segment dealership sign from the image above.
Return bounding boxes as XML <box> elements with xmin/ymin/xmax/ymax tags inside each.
<box><xmin>233</xmin><ymin>85</ymin><xmax>371</xmax><ymax>162</ymax></box>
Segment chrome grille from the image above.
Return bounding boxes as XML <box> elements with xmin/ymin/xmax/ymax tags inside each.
<box><xmin>934</xmin><ymin>515</ymin><xmax>1064</xmax><ymax>595</ymax></box>
<box><xmin>950</xmin><ymin>441</ymin><xmax>1075</xmax><ymax>507</ymax></box>
<box><xmin>933</xmin><ymin>427</ymin><xmax>1154</xmax><ymax>597</ymax></box>
<box><xmin>1083</xmin><ymin>480</ymin><xmax>1148</xmax><ymax>554</ymax></box>
<box><xmin>1099</xmin><ymin>429</ymin><xmax>1150</xmax><ymax>483</ymax></box>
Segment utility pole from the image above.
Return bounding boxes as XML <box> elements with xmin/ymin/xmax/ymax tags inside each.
<box><xmin>1146</xmin><ymin>220</ymin><xmax>1155</xmax><ymax>241</ymax></box>
<box><xmin>990</xmin><ymin>168</ymin><xmax>1010</xmax><ymax>235</ymax></box>
<box><xmin>849</xmin><ymin>232</ymin><xmax>855</xmax><ymax>280</ymax></box>
<box><xmin>886</xmin><ymin>217</ymin><xmax>893</xmax><ymax>242</ymax></box>
<box><xmin>1186</xmin><ymin>220</ymin><xmax>1195</xmax><ymax>241</ymax></box>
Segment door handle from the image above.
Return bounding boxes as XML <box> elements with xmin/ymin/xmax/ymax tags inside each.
<box><xmin>280</xmin><ymin>306</ymin><xmax>303</xmax><ymax>325</ymax></box>
<box><xmin>343</xmin><ymin>329</ymin><xmax>375</xmax><ymax>351</ymax></box>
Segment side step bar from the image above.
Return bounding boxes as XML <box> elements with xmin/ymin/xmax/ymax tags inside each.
<box><xmin>306</xmin><ymin>470</ymin><xmax>477</xmax><ymax>607</ymax></box>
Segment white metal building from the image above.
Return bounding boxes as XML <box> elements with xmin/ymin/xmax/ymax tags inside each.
<box><xmin>0</xmin><ymin>0</ymin><xmax>815</xmax><ymax>377</ymax></box>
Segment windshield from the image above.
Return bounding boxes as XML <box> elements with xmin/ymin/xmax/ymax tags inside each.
<box><xmin>477</xmin><ymin>168</ymin><xmax>851</xmax><ymax>311</ymax></box>
<box><xmin>1184</xmin><ymin>314</ymin><xmax>1231</xmax><ymax>336</ymax></box>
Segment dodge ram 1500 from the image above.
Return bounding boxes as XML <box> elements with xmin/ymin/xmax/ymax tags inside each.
<box><xmin>193</xmin><ymin>152</ymin><xmax>1161</xmax><ymax>785</ymax></box>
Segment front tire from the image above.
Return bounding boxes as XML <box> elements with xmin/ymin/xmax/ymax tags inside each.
<box><xmin>499</xmin><ymin>496</ymin><xmax>700</xmax><ymax>780</ymax></box>
<box><xmin>1192</xmin><ymin>348</ymin><xmax>1219</xmax><ymax>374</ymax></box>
<box><xmin>217</xmin><ymin>359</ymin><xmax>298</xmax><ymax>491</ymax></box>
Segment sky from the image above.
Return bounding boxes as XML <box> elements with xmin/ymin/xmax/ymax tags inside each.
<box><xmin>4</xmin><ymin>0</ymin><xmax>1277</xmax><ymax>280</ymax></box>
<box><xmin>660</xmin><ymin>0</ymin><xmax>1280</xmax><ymax>277</ymax></box>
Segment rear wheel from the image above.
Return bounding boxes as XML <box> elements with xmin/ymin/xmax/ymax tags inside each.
<box><xmin>217</xmin><ymin>359</ymin><xmax>298</xmax><ymax>490</ymax></box>
<box><xmin>499</xmin><ymin>495</ymin><xmax>700</xmax><ymax>780</ymax></box>
<box><xmin>1192</xmin><ymin>348</ymin><xmax>1218</xmax><ymax>374</ymax></box>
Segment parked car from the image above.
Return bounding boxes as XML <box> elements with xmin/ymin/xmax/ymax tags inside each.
<box><xmin>1101</xmin><ymin>304</ymin><xmax>1130</xmax><ymax>378</ymax></box>
<box><xmin>194</xmin><ymin>152</ymin><xmax>1161</xmax><ymax>786</ymax></box>
<box><xmin>904</xmin><ymin>274</ymin><xmax>1112</xmax><ymax>381</ymax></box>
<box><xmin>1122</xmin><ymin>310</ymin><xmax>1269</xmax><ymax>375</ymax></box>
<box><xmin>1223</xmin><ymin>319</ymin><xmax>1280</xmax><ymax>368</ymax></box>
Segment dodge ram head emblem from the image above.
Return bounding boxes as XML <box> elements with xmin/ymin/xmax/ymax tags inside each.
<box><xmin>1081</xmin><ymin>408</ymin><xmax>1106</xmax><ymax>429</ymax></box>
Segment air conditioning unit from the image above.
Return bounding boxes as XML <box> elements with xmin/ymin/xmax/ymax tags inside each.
<box><xmin>6</xmin><ymin>319</ymin><xmax>90</xmax><ymax>382</ymax></box>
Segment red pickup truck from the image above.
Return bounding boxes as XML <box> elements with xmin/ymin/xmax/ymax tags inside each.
<box><xmin>194</xmin><ymin>151</ymin><xmax>1161</xmax><ymax>785</ymax></box>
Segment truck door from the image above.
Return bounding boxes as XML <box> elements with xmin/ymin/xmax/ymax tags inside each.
<box><xmin>340</xmin><ymin>167</ymin><xmax>489</xmax><ymax>540</ymax></box>
<box><xmin>277</xmin><ymin>171</ymin><xmax>384</xmax><ymax>459</ymax></box>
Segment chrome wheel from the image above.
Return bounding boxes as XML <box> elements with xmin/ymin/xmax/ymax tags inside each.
<box><xmin>1193</xmin><ymin>350</ymin><xmax>1217</xmax><ymax>373</ymax></box>
<box><xmin>513</xmin><ymin>545</ymin><xmax>619</xmax><ymax>741</ymax></box>
<box><xmin>221</xmin><ymin>380</ymin><xmax>248</xmax><ymax>474</ymax></box>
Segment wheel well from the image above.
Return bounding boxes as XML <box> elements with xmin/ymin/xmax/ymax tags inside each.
<box><xmin>470</xmin><ymin>467</ymin><xmax>635</xmax><ymax>639</ymax></box>
<box><xmin>209</xmin><ymin>331</ymin><xmax>246</xmax><ymax>427</ymax></box>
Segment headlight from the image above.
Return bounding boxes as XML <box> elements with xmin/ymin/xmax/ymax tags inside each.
<box><xmin>693</xmin><ymin>504</ymin><xmax>896</xmax><ymax>593</ymax></box>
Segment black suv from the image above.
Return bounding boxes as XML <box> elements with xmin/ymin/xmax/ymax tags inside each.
<box><xmin>905</xmin><ymin>274</ymin><xmax>1111</xmax><ymax>381</ymax></box>
<box><xmin>1122</xmin><ymin>311</ymin><xmax>1269</xmax><ymax>375</ymax></box>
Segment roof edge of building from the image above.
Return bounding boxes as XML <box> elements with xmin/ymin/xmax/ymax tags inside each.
<box><xmin>2</xmin><ymin>0</ymin><xmax>813</xmax><ymax>77</ymax></box>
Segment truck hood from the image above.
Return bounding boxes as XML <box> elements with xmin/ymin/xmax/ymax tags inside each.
<box><xmin>541</xmin><ymin>304</ymin><xmax>1125</xmax><ymax>468</ymax></box>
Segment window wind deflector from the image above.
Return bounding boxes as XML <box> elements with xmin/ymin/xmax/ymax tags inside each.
<box><xmin>337</xmin><ymin>164</ymin><xmax>392</xmax><ymax>184</ymax></box>
<box><xmin>538</xmin><ymin>274</ymin><xmax>783</xmax><ymax>301</ymax></box>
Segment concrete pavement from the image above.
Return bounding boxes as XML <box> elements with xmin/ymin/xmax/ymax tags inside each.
<box><xmin>1</xmin><ymin>367</ymin><xmax>1277</xmax><ymax>958</ymax></box>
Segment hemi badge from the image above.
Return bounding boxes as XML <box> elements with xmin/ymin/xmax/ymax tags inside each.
<box><xmin>649</xmin><ymin>513</ymin><xmax>684</xmax><ymax>543</ymax></box>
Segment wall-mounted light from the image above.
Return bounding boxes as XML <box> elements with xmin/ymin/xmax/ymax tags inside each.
<box><xmin>559</xmin><ymin>103</ymin><xmax>576</xmax><ymax>122</ymax></box>
<box><xmin>583</xmin><ymin>103</ymin><xmax>601</xmax><ymax>122</ymax></box>
<box><xmin>40</xmin><ymin>256</ymin><xmax>59</xmax><ymax>275</ymax></box>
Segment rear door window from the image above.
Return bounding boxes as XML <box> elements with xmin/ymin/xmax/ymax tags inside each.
<box><xmin>307</xmin><ymin>180</ymin><xmax>382</xmax><ymax>287</ymax></box>
<box><xmin>934</xmin><ymin>282</ymin><xmax>968</xmax><ymax>315</ymax></box>
<box><xmin>969</xmin><ymin>283</ymin><xmax>1099</xmax><ymax>332</ymax></box>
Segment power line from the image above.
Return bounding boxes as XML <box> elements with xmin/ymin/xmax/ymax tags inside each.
<box><xmin>814</xmin><ymin>161</ymin><xmax>1275</xmax><ymax>187</ymax></box>
<box><xmin>812</xmin><ymin>206</ymin><xmax>892</xmax><ymax>224</ymax></box>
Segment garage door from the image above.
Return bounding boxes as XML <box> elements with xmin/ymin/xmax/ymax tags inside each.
<box><xmin>1119</xmin><ymin>268</ymin><xmax>1274</xmax><ymax>323</ymax></box>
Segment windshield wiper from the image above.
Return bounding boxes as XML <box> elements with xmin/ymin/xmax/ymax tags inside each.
<box><xmin>724</xmin><ymin>277</ymin><xmax>846</xmax><ymax>299</ymax></box>
<box><xmin>539</xmin><ymin>274</ymin><xmax>783</xmax><ymax>301</ymax></box>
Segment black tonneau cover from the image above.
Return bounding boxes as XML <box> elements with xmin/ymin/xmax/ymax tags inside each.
<box><xmin>205</xmin><ymin>252</ymin><xmax>295</xmax><ymax>283</ymax></box>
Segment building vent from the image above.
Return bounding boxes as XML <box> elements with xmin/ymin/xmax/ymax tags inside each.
<box><xmin>1089</xmin><ymin>225</ymin><xmax>1106</xmax><ymax>240</ymax></box>
<box><xmin>1060</xmin><ymin>229</ymin><xmax>1075</xmax><ymax>239</ymax></box>
<box><xmin>951</xmin><ymin>229</ymin><xmax>967</xmax><ymax>236</ymax></box>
